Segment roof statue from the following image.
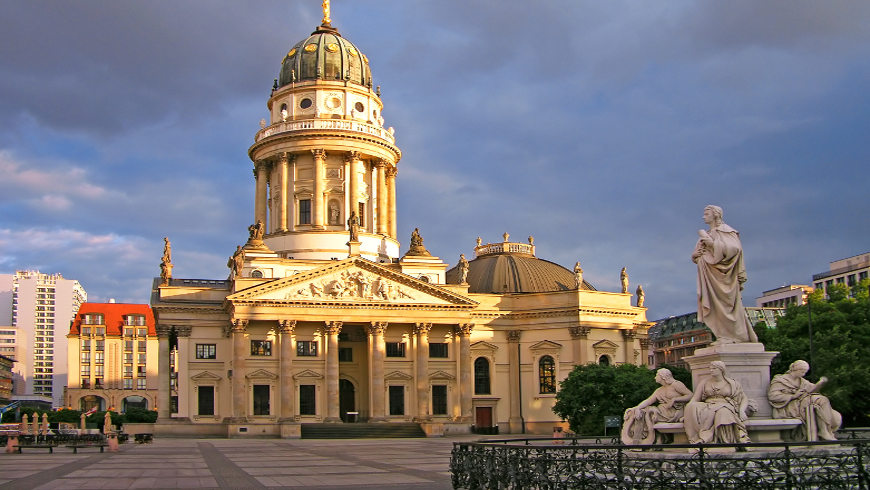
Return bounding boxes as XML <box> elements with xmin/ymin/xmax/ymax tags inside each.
<box><xmin>347</xmin><ymin>211</ymin><xmax>360</xmax><ymax>242</ymax></box>
<box><xmin>245</xmin><ymin>219</ymin><xmax>269</xmax><ymax>250</ymax></box>
<box><xmin>228</xmin><ymin>245</ymin><xmax>244</xmax><ymax>279</ymax></box>
<box><xmin>322</xmin><ymin>0</ymin><xmax>331</xmax><ymax>25</ymax></box>
<box><xmin>620</xmin><ymin>267</ymin><xmax>629</xmax><ymax>293</ymax></box>
<box><xmin>458</xmin><ymin>254</ymin><xmax>469</xmax><ymax>284</ymax></box>
<box><xmin>573</xmin><ymin>261</ymin><xmax>584</xmax><ymax>289</ymax></box>
<box><xmin>160</xmin><ymin>237</ymin><xmax>173</xmax><ymax>286</ymax></box>
<box><xmin>405</xmin><ymin>228</ymin><xmax>431</xmax><ymax>256</ymax></box>
<box><xmin>636</xmin><ymin>284</ymin><xmax>645</xmax><ymax>307</ymax></box>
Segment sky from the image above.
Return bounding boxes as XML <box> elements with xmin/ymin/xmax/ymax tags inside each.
<box><xmin>1</xmin><ymin>1</ymin><xmax>869</xmax><ymax>321</ymax></box>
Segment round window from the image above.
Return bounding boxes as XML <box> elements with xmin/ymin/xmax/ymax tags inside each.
<box><xmin>372</xmin><ymin>109</ymin><xmax>378</xmax><ymax>118</ymax></box>
<box><xmin>299</xmin><ymin>98</ymin><xmax>312</xmax><ymax>109</ymax></box>
<box><xmin>354</xmin><ymin>102</ymin><xmax>365</xmax><ymax>112</ymax></box>
<box><xmin>326</xmin><ymin>96</ymin><xmax>341</xmax><ymax>109</ymax></box>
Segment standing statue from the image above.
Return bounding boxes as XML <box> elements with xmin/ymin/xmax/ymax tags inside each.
<box><xmin>321</xmin><ymin>0</ymin><xmax>331</xmax><ymax>24</ymax></box>
<box><xmin>621</xmin><ymin>368</ymin><xmax>693</xmax><ymax>445</ymax></box>
<box><xmin>476</xmin><ymin>237</ymin><xmax>482</xmax><ymax>247</ymax></box>
<box><xmin>458</xmin><ymin>254</ymin><xmax>470</xmax><ymax>284</ymax></box>
<box><xmin>768</xmin><ymin>360</ymin><xmax>842</xmax><ymax>441</ymax></box>
<box><xmin>248</xmin><ymin>219</ymin><xmax>265</xmax><ymax>242</ymax></box>
<box><xmin>406</xmin><ymin>227</ymin><xmax>431</xmax><ymax>256</ymax></box>
<box><xmin>636</xmin><ymin>284</ymin><xmax>645</xmax><ymax>307</ymax></box>
<box><xmin>159</xmin><ymin>237</ymin><xmax>173</xmax><ymax>286</ymax></box>
<box><xmin>162</xmin><ymin>237</ymin><xmax>172</xmax><ymax>264</ymax></box>
<box><xmin>683</xmin><ymin>361</ymin><xmax>751</xmax><ymax>444</ymax></box>
<box><xmin>227</xmin><ymin>246</ymin><xmax>245</xmax><ymax>279</ymax></box>
<box><xmin>691</xmin><ymin>205</ymin><xmax>757</xmax><ymax>345</ymax></box>
<box><xmin>620</xmin><ymin>267</ymin><xmax>629</xmax><ymax>294</ymax></box>
<box><xmin>503</xmin><ymin>232</ymin><xmax>510</xmax><ymax>242</ymax></box>
<box><xmin>528</xmin><ymin>235</ymin><xmax>534</xmax><ymax>245</ymax></box>
<box><xmin>347</xmin><ymin>211</ymin><xmax>360</xmax><ymax>242</ymax></box>
<box><xmin>573</xmin><ymin>262</ymin><xmax>584</xmax><ymax>289</ymax></box>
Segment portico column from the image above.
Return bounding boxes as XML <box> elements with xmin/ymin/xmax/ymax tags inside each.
<box><xmin>156</xmin><ymin>325</ymin><xmax>172</xmax><ymax>420</ymax></box>
<box><xmin>375</xmin><ymin>160</ymin><xmax>387</xmax><ymax>234</ymax></box>
<box><xmin>278</xmin><ymin>153</ymin><xmax>289</xmax><ymax>232</ymax></box>
<box><xmin>312</xmin><ymin>149</ymin><xmax>327</xmax><ymax>229</ymax></box>
<box><xmin>324</xmin><ymin>321</ymin><xmax>342</xmax><ymax>422</ymax></box>
<box><xmin>279</xmin><ymin>320</ymin><xmax>296</xmax><ymax>420</ymax></box>
<box><xmin>639</xmin><ymin>337</ymin><xmax>650</xmax><ymax>367</ymax></box>
<box><xmin>368</xmin><ymin>322</ymin><xmax>387</xmax><ymax>421</ymax></box>
<box><xmin>254</xmin><ymin>162</ymin><xmax>268</xmax><ymax>226</ymax></box>
<box><xmin>506</xmin><ymin>330</ymin><xmax>523</xmax><ymax>433</ymax></box>
<box><xmin>386</xmin><ymin>166</ymin><xmax>397</xmax><ymax>239</ymax></box>
<box><xmin>621</xmin><ymin>329</ymin><xmax>636</xmax><ymax>365</ymax></box>
<box><xmin>346</xmin><ymin>151</ymin><xmax>360</xmax><ymax>225</ymax></box>
<box><xmin>173</xmin><ymin>326</ymin><xmax>192</xmax><ymax>418</ymax></box>
<box><xmin>414</xmin><ymin>323</ymin><xmax>432</xmax><ymax>421</ymax></box>
<box><xmin>287</xmin><ymin>155</ymin><xmax>297</xmax><ymax>231</ymax></box>
<box><xmin>231</xmin><ymin>319</ymin><xmax>248</xmax><ymax>420</ymax></box>
<box><xmin>569</xmin><ymin>326</ymin><xmax>590</xmax><ymax>365</ymax></box>
<box><xmin>456</xmin><ymin>323</ymin><xmax>474</xmax><ymax>422</ymax></box>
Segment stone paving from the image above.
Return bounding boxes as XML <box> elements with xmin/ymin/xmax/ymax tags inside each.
<box><xmin>0</xmin><ymin>436</ymin><xmax>469</xmax><ymax>489</ymax></box>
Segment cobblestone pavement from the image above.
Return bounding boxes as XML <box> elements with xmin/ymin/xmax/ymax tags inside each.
<box><xmin>0</xmin><ymin>437</ymin><xmax>467</xmax><ymax>489</ymax></box>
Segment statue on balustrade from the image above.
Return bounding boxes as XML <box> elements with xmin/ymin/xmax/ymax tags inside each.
<box><xmin>621</xmin><ymin>368</ymin><xmax>692</xmax><ymax>445</ymax></box>
<box><xmin>683</xmin><ymin>361</ymin><xmax>751</xmax><ymax>444</ymax></box>
<box><xmin>458</xmin><ymin>254</ymin><xmax>469</xmax><ymax>284</ymax></box>
<box><xmin>768</xmin><ymin>360</ymin><xmax>842</xmax><ymax>441</ymax></box>
<box><xmin>691</xmin><ymin>205</ymin><xmax>757</xmax><ymax>345</ymax></box>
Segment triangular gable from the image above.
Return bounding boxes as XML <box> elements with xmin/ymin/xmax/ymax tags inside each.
<box><xmin>592</xmin><ymin>339</ymin><xmax>619</xmax><ymax>349</ymax></box>
<box><xmin>293</xmin><ymin>369</ymin><xmax>323</xmax><ymax>380</ymax></box>
<box><xmin>246</xmin><ymin>369</ymin><xmax>278</xmax><ymax>380</ymax></box>
<box><xmin>530</xmin><ymin>340</ymin><xmax>563</xmax><ymax>351</ymax></box>
<box><xmin>191</xmin><ymin>371</ymin><xmax>222</xmax><ymax>381</ymax></box>
<box><xmin>227</xmin><ymin>257</ymin><xmax>477</xmax><ymax>307</ymax></box>
<box><xmin>470</xmin><ymin>341</ymin><xmax>498</xmax><ymax>352</ymax></box>
<box><xmin>385</xmin><ymin>371</ymin><xmax>413</xmax><ymax>381</ymax></box>
<box><xmin>429</xmin><ymin>370</ymin><xmax>455</xmax><ymax>381</ymax></box>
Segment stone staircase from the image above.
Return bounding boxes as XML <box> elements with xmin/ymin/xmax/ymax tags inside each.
<box><xmin>301</xmin><ymin>423</ymin><xmax>426</xmax><ymax>439</ymax></box>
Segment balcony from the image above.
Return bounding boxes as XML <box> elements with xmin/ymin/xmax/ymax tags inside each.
<box><xmin>254</xmin><ymin>118</ymin><xmax>396</xmax><ymax>146</ymax></box>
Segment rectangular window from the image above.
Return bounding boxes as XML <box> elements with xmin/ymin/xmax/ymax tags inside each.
<box><xmin>432</xmin><ymin>385</ymin><xmax>448</xmax><ymax>415</ymax></box>
<box><xmin>389</xmin><ymin>385</ymin><xmax>405</xmax><ymax>415</ymax></box>
<box><xmin>124</xmin><ymin>365</ymin><xmax>133</xmax><ymax>377</ymax></box>
<box><xmin>138</xmin><ymin>341</ymin><xmax>147</xmax><ymax>352</ymax></box>
<box><xmin>95</xmin><ymin>365</ymin><xmax>104</xmax><ymax>377</ymax></box>
<box><xmin>80</xmin><ymin>352</ymin><xmax>90</xmax><ymax>363</ymax></box>
<box><xmin>137</xmin><ymin>378</ymin><xmax>147</xmax><ymax>389</ymax></box>
<box><xmin>82</xmin><ymin>327</ymin><xmax>91</xmax><ymax>335</ymax></box>
<box><xmin>84</xmin><ymin>314</ymin><xmax>104</xmax><ymax>325</ymax></box>
<box><xmin>251</xmin><ymin>340</ymin><xmax>272</xmax><ymax>356</ymax></box>
<box><xmin>123</xmin><ymin>378</ymin><xmax>133</xmax><ymax>389</ymax></box>
<box><xmin>125</xmin><ymin>340</ymin><xmax>133</xmax><ymax>351</ymax></box>
<box><xmin>358</xmin><ymin>202</ymin><xmax>366</xmax><ymax>228</ymax></box>
<box><xmin>125</xmin><ymin>315</ymin><xmax>146</xmax><ymax>326</ymax></box>
<box><xmin>137</xmin><ymin>328</ymin><xmax>147</xmax><ymax>337</ymax></box>
<box><xmin>196</xmin><ymin>344</ymin><xmax>217</xmax><ymax>359</ymax></box>
<box><xmin>170</xmin><ymin>396</ymin><xmax>179</xmax><ymax>414</ymax></box>
<box><xmin>137</xmin><ymin>365</ymin><xmax>147</xmax><ymax>376</ymax></box>
<box><xmin>338</xmin><ymin>347</ymin><xmax>353</xmax><ymax>362</ymax></box>
<box><xmin>429</xmin><ymin>343</ymin><xmax>448</xmax><ymax>358</ymax></box>
<box><xmin>299</xmin><ymin>385</ymin><xmax>316</xmax><ymax>415</ymax></box>
<box><xmin>124</xmin><ymin>353</ymin><xmax>133</xmax><ymax>363</ymax></box>
<box><xmin>94</xmin><ymin>352</ymin><xmax>104</xmax><ymax>364</ymax></box>
<box><xmin>80</xmin><ymin>364</ymin><xmax>89</xmax><ymax>376</ymax></box>
<box><xmin>81</xmin><ymin>378</ymin><xmax>90</xmax><ymax>389</ymax></box>
<box><xmin>124</xmin><ymin>328</ymin><xmax>135</xmax><ymax>337</ymax></box>
<box><xmin>81</xmin><ymin>339</ymin><xmax>90</xmax><ymax>350</ymax></box>
<box><xmin>198</xmin><ymin>386</ymin><xmax>215</xmax><ymax>416</ymax></box>
<box><xmin>386</xmin><ymin>342</ymin><xmax>406</xmax><ymax>358</ymax></box>
<box><xmin>299</xmin><ymin>199</ymin><xmax>312</xmax><ymax>225</ymax></box>
<box><xmin>297</xmin><ymin>340</ymin><xmax>317</xmax><ymax>357</ymax></box>
<box><xmin>138</xmin><ymin>353</ymin><xmax>146</xmax><ymax>364</ymax></box>
<box><xmin>253</xmin><ymin>384</ymin><xmax>270</xmax><ymax>415</ymax></box>
<box><xmin>94</xmin><ymin>377</ymin><xmax>103</xmax><ymax>388</ymax></box>
<box><xmin>96</xmin><ymin>340</ymin><xmax>105</xmax><ymax>351</ymax></box>
<box><xmin>95</xmin><ymin>327</ymin><xmax>106</xmax><ymax>336</ymax></box>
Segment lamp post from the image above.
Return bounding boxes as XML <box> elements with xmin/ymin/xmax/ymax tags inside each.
<box><xmin>807</xmin><ymin>293</ymin><xmax>814</xmax><ymax>369</ymax></box>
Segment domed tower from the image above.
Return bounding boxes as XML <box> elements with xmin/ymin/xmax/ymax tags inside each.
<box><xmin>248</xmin><ymin>5</ymin><xmax>401</xmax><ymax>262</ymax></box>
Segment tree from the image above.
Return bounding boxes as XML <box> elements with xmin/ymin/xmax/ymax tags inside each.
<box><xmin>553</xmin><ymin>363</ymin><xmax>657</xmax><ymax>435</ymax></box>
<box><xmin>755</xmin><ymin>280</ymin><xmax>870</xmax><ymax>427</ymax></box>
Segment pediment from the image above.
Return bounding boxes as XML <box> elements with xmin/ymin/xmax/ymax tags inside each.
<box><xmin>246</xmin><ymin>369</ymin><xmax>278</xmax><ymax>380</ymax></box>
<box><xmin>293</xmin><ymin>369</ymin><xmax>323</xmax><ymax>380</ymax></box>
<box><xmin>191</xmin><ymin>371</ymin><xmax>222</xmax><ymax>381</ymax></box>
<box><xmin>592</xmin><ymin>339</ymin><xmax>619</xmax><ymax>352</ymax></box>
<box><xmin>470</xmin><ymin>341</ymin><xmax>498</xmax><ymax>353</ymax></box>
<box><xmin>429</xmin><ymin>370</ymin><xmax>455</xmax><ymax>381</ymax></box>
<box><xmin>530</xmin><ymin>340</ymin><xmax>562</xmax><ymax>351</ymax></box>
<box><xmin>227</xmin><ymin>257</ymin><xmax>477</xmax><ymax>307</ymax></box>
<box><xmin>385</xmin><ymin>370</ymin><xmax>414</xmax><ymax>381</ymax></box>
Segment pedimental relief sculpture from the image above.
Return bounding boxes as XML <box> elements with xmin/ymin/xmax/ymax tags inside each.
<box><xmin>691</xmin><ymin>205</ymin><xmax>758</xmax><ymax>345</ymax></box>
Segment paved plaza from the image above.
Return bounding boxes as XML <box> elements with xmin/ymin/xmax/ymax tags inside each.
<box><xmin>0</xmin><ymin>436</ymin><xmax>466</xmax><ymax>489</ymax></box>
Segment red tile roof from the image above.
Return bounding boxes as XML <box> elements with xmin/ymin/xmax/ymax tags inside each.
<box><xmin>70</xmin><ymin>303</ymin><xmax>156</xmax><ymax>336</ymax></box>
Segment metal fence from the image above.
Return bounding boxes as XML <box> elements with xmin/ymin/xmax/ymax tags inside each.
<box><xmin>451</xmin><ymin>437</ymin><xmax>870</xmax><ymax>489</ymax></box>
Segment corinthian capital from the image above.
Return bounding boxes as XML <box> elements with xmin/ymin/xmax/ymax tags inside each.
<box><xmin>311</xmin><ymin>149</ymin><xmax>327</xmax><ymax>160</ymax></box>
<box><xmin>368</xmin><ymin>322</ymin><xmax>388</xmax><ymax>335</ymax></box>
<box><xmin>324</xmin><ymin>321</ymin><xmax>343</xmax><ymax>335</ymax></box>
<box><xmin>345</xmin><ymin>151</ymin><xmax>361</xmax><ymax>163</ymax></box>
<box><xmin>385</xmin><ymin>166</ymin><xmax>397</xmax><ymax>178</ymax></box>
<box><xmin>621</xmin><ymin>329</ymin><xmax>636</xmax><ymax>340</ymax></box>
<box><xmin>414</xmin><ymin>323</ymin><xmax>433</xmax><ymax>335</ymax></box>
<box><xmin>279</xmin><ymin>320</ymin><xmax>297</xmax><ymax>334</ymax></box>
<box><xmin>454</xmin><ymin>323</ymin><xmax>474</xmax><ymax>337</ymax></box>
<box><xmin>569</xmin><ymin>326</ymin><xmax>590</xmax><ymax>339</ymax></box>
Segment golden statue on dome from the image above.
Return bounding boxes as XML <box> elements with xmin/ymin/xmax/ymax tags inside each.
<box><xmin>322</xmin><ymin>0</ymin><xmax>331</xmax><ymax>25</ymax></box>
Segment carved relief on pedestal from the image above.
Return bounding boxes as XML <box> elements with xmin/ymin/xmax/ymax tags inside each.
<box><xmin>287</xmin><ymin>270</ymin><xmax>415</xmax><ymax>301</ymax></box>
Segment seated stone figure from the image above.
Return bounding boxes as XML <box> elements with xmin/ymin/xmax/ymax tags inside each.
<box><xmin>621</xmin><ymin>368</ymin><xmax>692</xmax><ymax>445</ymax></box>
<box><xmin>768</xmin><ymin>360</ymin><xmax>842</xmax><ymax>441</ymax></box>
<box><xmin>684</xmin><ymin>361</ymin><xmax>751</xmax><ymax>444</ymax></box>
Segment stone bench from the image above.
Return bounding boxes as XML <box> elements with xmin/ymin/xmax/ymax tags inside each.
<box><xmin>13</xmin><ymin>444</ymin><xmax>56</xmax><ymax>453</ymax></box>
<box><xmin>66</xmin><ymin>443</ymin><xmax>109</xmax><ymax>453</ymax></box>
<box><xmin>654</xmin><ymin>418</ymin><xmax>802</xmax><ymax>444</ymax></box>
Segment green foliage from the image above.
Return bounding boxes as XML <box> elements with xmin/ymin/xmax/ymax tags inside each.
<box><xmin>123</xmin><ymin>408</ymin><xmax>158</xmax><ymax>423</ymax></box>
<box><xmin>50</xmin><ymin>409</ymin><xmax>82</xmax><ymax>424</ymax></box>
<box><xmin>552</xmin><ymin>363</ymin><xmax>657</xmax><ymax>435</ymax></box>
<box><xmin>754</xmin><ymin>282</ymin><xmax>870</xmax><ymax>426</ymax></box>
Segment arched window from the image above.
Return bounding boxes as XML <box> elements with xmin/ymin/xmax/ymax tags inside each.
<box><xmin>123</xmin><ymin>395</ymin><xmax>148</xmax><ymax>412</ymax></box>
<box><xmin>598</xmin><ymin>355</ymin><xmax>610</xmax><ymax>366</ymax></box>
<box><xmin>79</xmin><ymin>395</ymin><xmax>106</xmax><ymax>412</ymax></box>
<box><xmin>539</xmin><ymin>356</ymin><xmax>556</xmax><ymax>394</ymax></box>
<box><xmin>474</xmin><ymin>357</ymin><xmax>490</xmax><ymax>395</ymax></box>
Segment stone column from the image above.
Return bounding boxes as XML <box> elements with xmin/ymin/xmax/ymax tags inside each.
<box><xmin>174</xmin><ymin>326</ymin><xmax>192</xmax><ymax>418</ymax></box>
<box><xmin>346</xmin><ymin>151</ymin><xmax>360</xmax><ymax>225</ymax></box>
<box><xmin>621</xmin><ymin>329</ymin><xmax>636</xmax><ymax>365</ymax></box>
<box><xmin>278</xmin><ymin>153</ymin><xmax>289</xmax><ymax>232</ymax></box>
<box><xmin>368</xmin><ymin>322</ymin><xmax>387</xmax><ymax>421</ymax></box>
<box><xmin>638</xmin><ymin>337</ymin><xmax>650</xmax><ymax>367</ymax></box>
<box><xmin>279</xmin><ymin>320</ymin><xmax>296</xmax><ymax>420</ymax></box>
<box><xmin>156</xmin><ymin>325</ymin><xmax>172</xmax><ymax>420</ymax></box>
<box><xmin>324</xmin><ymin>321</ymin><xmax>342</xmax><ymax>422</ymax></box>
<box><xmin>386</xmin><ymin>166</ymin><xmax>397</xmax><ymax>239</ymax></box>
<box><xmin>254</xmin><ymin>162</ymin><xmax>269</xmax><ymax>227</ymax></box>
<box><xmin>569</xmin><ymin>326</ymin><xmax>590</xmax><ymax>365</ymax></box>
<box><xmin>287</xmin><ymin>155</ymin><xmax>297</xmax><ymax>231</ymax></box>
<box><xmin>375</xmin><ymin>160</ymin><xmax>387</xmax><ymax>234</ymax></box>
<box><xmin>231</xmin><ymin>319</ymin><xmax>248</xmax><ymax>420</ymax></box>
<box><xmin>414</xmin><ymin>323</ymin><xmax>432</xmax><ymax>421</ymax></box>
<box><xmin>456</xmin><ymin>323</ymin><xmax>474</xmax><ymax>422</ymax></box>
<box><xmin>506</xmin><ymin>330</ymin><xmax>523</xmax><ymax>433</ymax></box>
<box><xmin>312</xmin><ymin>149</ymin><xmax>327</xmax><ymax>229</ymax></box>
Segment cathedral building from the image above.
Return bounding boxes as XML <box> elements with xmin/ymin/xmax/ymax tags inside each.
<box><xmin>151</xmin><ymin>7</ymin><xmax>651</xmax><ymax>437</ymax></box>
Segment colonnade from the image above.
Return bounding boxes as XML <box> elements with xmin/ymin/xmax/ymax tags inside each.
<box><xmin>253</xmin><ymin>150</ymin><xmax>398</xmax><ymax>238</ymax></box>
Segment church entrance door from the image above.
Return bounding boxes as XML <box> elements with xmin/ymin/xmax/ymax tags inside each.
<box><xmin>475</xmin><ymin>406</ymin><xmax>493</xmax><ymax>428</ymax></box>
<box><xmin>339</xmin><ymin>378</ymin><xmax>356</xmax><ymax>422</ymax></box>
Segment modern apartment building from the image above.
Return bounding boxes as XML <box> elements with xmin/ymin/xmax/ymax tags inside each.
<box><xmin>755</xmin><ymin>284</ymin><xmax>814</xmax><ymax>308</ymax></box>
<box><xmin>0</xmin><ymin>271</ymin><xmax>87</xmax><ymax>407</ymax></box>
<box><xmin>813</xmin><ymin>252</ymin><xmax>870</xmax><ymax>296</ymax></box>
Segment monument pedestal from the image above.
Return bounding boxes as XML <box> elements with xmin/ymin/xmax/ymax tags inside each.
<box><xmin>683</xmin><ymin>343</ymin><xmax>777</xmax><ymax>418</ymax></box>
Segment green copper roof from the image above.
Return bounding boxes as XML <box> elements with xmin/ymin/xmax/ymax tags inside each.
<box><xmin>278</xmin><ymin>25</ymin><xmax>372</xmax><ymax>88</ymax></box>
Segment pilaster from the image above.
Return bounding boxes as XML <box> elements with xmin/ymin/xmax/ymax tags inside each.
<box><xmin>386</xmin><ymin>166</ymin><xmax>397</xmax><ymax>239</ymax></box>
<box><xmin>375</xmin><ymin>160</ymin><xmax>387</xmax><ymax>234</ymax></box>
<box><xmin>312</xmin><ymin>149</ymin><xmax>327</xmax><ymax>229</ymax></box>
<box><xmin>569</xmin><ymin>326</ymin><xmax>590</xmax><ymax>365</ymax></box>
<box><xmin>621</xmin><ymin>329</ymin><xmax>636</xmax><ymax>365</ymax></box>
<box><xmin>506</xmin><ymin>330</ymin><xmax>523</xmax><ymax>433</ymax></box>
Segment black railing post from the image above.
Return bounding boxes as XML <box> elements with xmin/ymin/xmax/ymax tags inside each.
<box><xmin>858</xmin><ymin>441</ymin><xmax>867</xmax><ymax>490</ymax></box>
<box><xmin>616</xmin><ymin>446</ymin><xmax>625</xmax><ymax>489</ymax></box>
<box><xmin>783</xmin><ymin>444</ymin><xmax>793</xmax><ymax>490</ymax></box>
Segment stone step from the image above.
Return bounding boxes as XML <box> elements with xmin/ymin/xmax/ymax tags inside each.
<box><xmin>301</xmin><ymin>422</ymin><xmax>426</xmax><ymax>439</ymax></box>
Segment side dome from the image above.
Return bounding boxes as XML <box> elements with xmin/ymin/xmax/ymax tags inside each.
<box><xmin>278</xmin><ymin>25</ymin><xmax>372</xmax><ymax>88</ymax></box>
<box><xmin>445</xmin><ymin>239</ymin><xmax>596</xmax><ymax>294</ymax></box>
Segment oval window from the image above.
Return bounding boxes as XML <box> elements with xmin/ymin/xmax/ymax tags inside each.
<box><xmin>299</xmin><ymin>98</ymin><xmax>313</xmax><ymax>109</ymax></box>
<box><xmin>326</xmin><ymin>96</ymin><xmax>341</xmax><ymax>109</ymax></box>
<box><xmin>354</xmin><ymin>102</ymin><xmax>365</xmax><ymax>112</ymax></box>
